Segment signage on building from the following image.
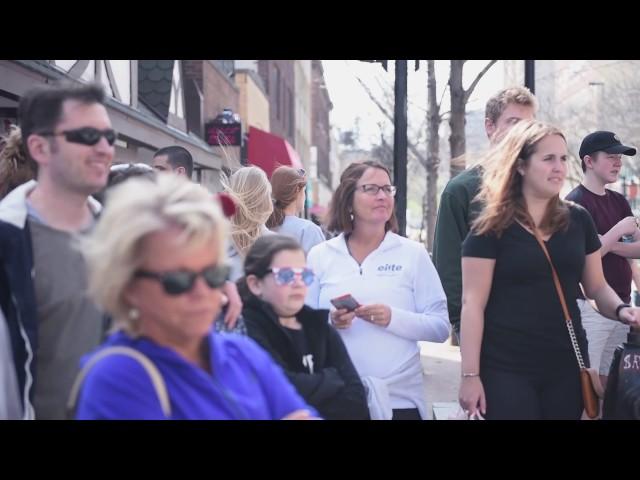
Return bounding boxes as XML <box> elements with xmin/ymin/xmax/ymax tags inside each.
<box><xmin>205</xmin><ymin>120</ymin><xmax>242</xmax><ymax>147</ymax></box>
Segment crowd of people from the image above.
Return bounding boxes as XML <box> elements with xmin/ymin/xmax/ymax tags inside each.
<box><xmin>1</xmin><ymin>80</ymin><xmax>639</xmax><ymax>421</ymax></box>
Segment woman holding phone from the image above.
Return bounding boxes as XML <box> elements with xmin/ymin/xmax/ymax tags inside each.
<box><xmin>306</xmin><ymin>161</ymin><xmax>450</xmax><ymax>420</ymax></box>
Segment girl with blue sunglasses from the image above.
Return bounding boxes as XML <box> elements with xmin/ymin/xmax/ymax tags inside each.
<box><xmin>239</xmin><ymin>235</ymin><xmax>369</xmax><ymax>420</ymax></box>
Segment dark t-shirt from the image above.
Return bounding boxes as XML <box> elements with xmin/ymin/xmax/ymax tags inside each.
<box><xmin>283</xmin><ymin>327</ymin><xmax>314</xmax><ymax>374</ymax></box>
<box><xmin>565</xmin><ymin>184</ymin><xmax>633</xmax><ymax>303</ymax></box>
<box><xmin>462</xmin><ymin>205</ymin><xmax>600</xmax><ymax>374</ymax></box>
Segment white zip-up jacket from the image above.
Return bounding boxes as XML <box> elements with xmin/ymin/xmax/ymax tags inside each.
<box><xmin>306</xmin><ymin>231</ymin><xmax>450</xmax><ymax>418</ymax></box>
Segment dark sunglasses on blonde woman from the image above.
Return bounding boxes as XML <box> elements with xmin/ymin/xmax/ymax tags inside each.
<box><xmin>135</xmin><ymin>264</ymin><xmax>230</xmax><ymax>295</ymax></box>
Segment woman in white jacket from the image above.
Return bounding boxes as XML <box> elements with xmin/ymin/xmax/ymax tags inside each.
<box><xmin>306</xmin><ymin>161</ymin><xmax>450</xmax><ymax>420</ymax></box>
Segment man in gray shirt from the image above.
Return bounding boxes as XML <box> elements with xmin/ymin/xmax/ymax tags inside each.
<box><xmin>0</xmin><ymin>82</ymin><xmax>113</xmax><ymax>419</ymax></box>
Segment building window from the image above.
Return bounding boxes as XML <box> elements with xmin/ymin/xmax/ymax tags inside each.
<box><xmin>107</xmin><ymin>60</ymin><xmax>132</xmax><ymax>105</ymax></box>
<box><xmin>212</xmin><ymin>60</ymin><xmax>234</xmax><ymax>77</ymax></box>
<box><xmin>263</xmin><ymin>63</ymin><xmax>269</xmax><ymax>94</ymax></box>
<box><xmin>52</xmin><ymin>60</ymin><xmax>77</xmax><ymax>73</ymax></box>
<box><xmin>170</xmin><ymin>61</ymin><xmax>185</xmax><ymax>119</ymax></box>
<box><xmin>288</xmin><ymin>87</ymin><xmax>294</xmax><ymax>138</ymax></box>
<box><xmin>275</xmin><ymin>66</ymin><xmax>281</xmax><ymax>121</ymax></box>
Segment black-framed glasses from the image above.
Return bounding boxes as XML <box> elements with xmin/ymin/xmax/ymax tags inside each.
<box><xmin>40</xmin><ymin>127</ymin><xmax>117</xmax><ymax>146</ymax></box>
<box><xmin>358</xmin><ymin>184</ymin><xmax>397</xmax><ymax>197</ymax></box>
<box><xmin>134</xmin><ymin>264</ymin><xmax>230</xmax><ymax>295</ymax></box>
<box><xmin>268</xmin><ymin>267</ymin><xmax>315</xmax><ymax>286</ymax></box>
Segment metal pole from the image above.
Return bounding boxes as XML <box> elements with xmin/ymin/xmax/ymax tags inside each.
<box><xmin>394</xmin><ymin>60</ymin><xmax>408</xmax><ymax>237</ymax></box>
<box><xmin>525</xmin><ymin>60</ymin><xmax>535</xmax><ymax>93</ymax></box>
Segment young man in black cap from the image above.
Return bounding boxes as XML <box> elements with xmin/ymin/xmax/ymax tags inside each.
<box><xmin>566</xmin><ymin>131</ymin><xmax>638</xmax><ymax>390</ymax></box>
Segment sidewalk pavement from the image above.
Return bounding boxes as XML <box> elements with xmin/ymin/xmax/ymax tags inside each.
<box><xmin>419</xmin><ymin>339</ymin><xmax>461</xmax><ymax>419</ymax></box>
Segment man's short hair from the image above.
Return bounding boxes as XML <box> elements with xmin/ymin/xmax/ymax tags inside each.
<box><xmin>154</xmin><ymin>146</ymin><xmax>193</xmax><ymax>178</ymax></box>
<box><xmin>485</xmin><ymin>86</ymin><xmax>538</xmax><ymax>125</ymax></box>
<box><xmin>18</xmin><ymin>82</ymin><xmax>106</xmax><ymax>151</ymax></box>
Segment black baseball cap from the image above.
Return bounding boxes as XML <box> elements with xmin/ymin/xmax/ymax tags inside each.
<box><xmin>579</xmin><ymin>131</ymin><xmax>636</xmax><ymax>159</ymax></box>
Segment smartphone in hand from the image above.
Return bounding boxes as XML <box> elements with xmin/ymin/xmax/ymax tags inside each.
<box><xmin>330</xmin><ymin>294</ymin><xmax>361</xmax><ymax>312</ymax></box>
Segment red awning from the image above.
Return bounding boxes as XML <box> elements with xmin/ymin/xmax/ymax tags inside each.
<box><xmin>247</xmin><ymin>126</ymin><xmax>303</xmax><ymax>178</ymax></box>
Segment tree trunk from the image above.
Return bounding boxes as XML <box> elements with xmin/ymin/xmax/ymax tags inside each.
<box><xmin>449</xmin><ymin>60</ymin><xmax>466</xmax><ymax>179</ymax></box>
<box><xmin>448</xmin><ymin>60</ymin><xmax>497</xmax><ymax>179</ymax></box>
<box><xmin>426</xmin><ymin>60</ymin><xmax>440</xmax><ymax>251</ymax></box>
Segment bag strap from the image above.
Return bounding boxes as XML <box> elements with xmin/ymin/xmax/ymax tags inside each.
<box><xmin>67</xmin><ymin>346</ymin><xmax>171</xmax><ymax>419</ymax></box>
<box><xmin>531</xmin><ymin>226</ymin><xmax>588</xmax><ymax>370</ymax></box>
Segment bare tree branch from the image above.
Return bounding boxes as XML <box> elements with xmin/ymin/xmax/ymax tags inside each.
<box><xmin>355</xmin><ymin>75</ymin><xmax>394</xmax><ymax>123</ymax></box>
<box><xmin>438</xmin><ymin>83</ymin><xmax>449</xmax><ymax>110</ymax></box>
<box><xmin>464</xmin><ymin>60</ymin><xmax>497</xmax><ymax>103</ymax></box>
<box><xmin>354</xmin><ymin>74</ymin><xmax>427</xmax><ymax>167</ymax></box>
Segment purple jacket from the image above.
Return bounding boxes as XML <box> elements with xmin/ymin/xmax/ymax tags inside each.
<box><xmin>75</xmin><ymin>329</ymin><xmax>317</xmax><ymax>420</ymax></box>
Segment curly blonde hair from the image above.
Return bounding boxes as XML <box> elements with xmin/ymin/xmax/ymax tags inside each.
<box><xmin>0</xmin><ymin>126</ymin><xmax>37</xmax><ymax>199</ymax></box>
<box><xmin>221</xmin><ymin>166</ymin><xmax>273</xmax><ymax>256</ymax></box>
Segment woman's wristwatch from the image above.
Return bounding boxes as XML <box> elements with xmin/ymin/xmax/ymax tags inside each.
<box><xmin>615</xmin><ymin>303</ymin><xmax>632</xmax><ymax>323</ymax></box>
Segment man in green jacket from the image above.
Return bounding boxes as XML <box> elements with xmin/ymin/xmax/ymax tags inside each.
<box><xmin>433</xmin><ymin>87</ymin><xmax>537</xmax><ymax>344</ymax></box>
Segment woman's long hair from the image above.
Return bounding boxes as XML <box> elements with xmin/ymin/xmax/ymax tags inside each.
<box><xmin>221</xmin><ymin>166</ymin><xmax>273</xmax><ymax>256</ymax></box>
<box><xmin>472</xmin><ymin>120</ymin><xmax>570</xmax><ymax>237</ymax></box>
<box><xmin>266</xmin><ymin>166</ymin><xmax>306</xmax><ymax>229</ymax></box>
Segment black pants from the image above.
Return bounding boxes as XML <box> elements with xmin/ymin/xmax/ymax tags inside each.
<box><xmin>392</xmin><ymin>408</ymin><xmax>422</xmax><ymax>420</ymax></box>
<box><xmin>482</xmin><ymin>367</ymin><xmax>582</xmax><ymax>420</ymax></box>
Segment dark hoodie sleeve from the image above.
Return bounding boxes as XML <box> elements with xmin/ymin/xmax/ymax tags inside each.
<box><xmin>317</xmin><ymin>326</ymin><xmax>369</xmax><ymax>419</ymax></box>
<box><xmin>245</xmin><ymin>319</ymin><xmax>346</xmax><ymax>408</ymax></box>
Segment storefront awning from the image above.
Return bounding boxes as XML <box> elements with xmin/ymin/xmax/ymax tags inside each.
<box><xmin>247</xmin><ymin>126</ymin><xmax>303</xmax><ymax>178</ymax></box>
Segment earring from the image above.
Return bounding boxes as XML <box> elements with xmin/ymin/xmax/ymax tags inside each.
<box><xmin>128</xmin><ymin>308</ymin><xmax>140</xmax><ymax>321</ymax></box>
<box><xmin>350</xmin><ymin>212</ymin><xmax>354</xmax><ymax>222</ymax></box>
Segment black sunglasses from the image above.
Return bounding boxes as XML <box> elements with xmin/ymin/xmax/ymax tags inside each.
<box><xmin>40</xmin><ymin>127</ymin><xmax>117</xmax><ymax>146</ymax></box>
<box><xmin>134</xmin><ymin>264</ymin><xmax>230</xmax><ymax>295</ymax></box>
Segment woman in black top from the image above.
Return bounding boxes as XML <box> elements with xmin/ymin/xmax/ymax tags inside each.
<box><xmin>459</xmin><ymin>120</ymin><xmax>640</xmax><ymax>420</ymax></box>
<box><xmin>238</xmin><ymin>234</ymin><xmax>369</xmax><ymax>420</ymax></box>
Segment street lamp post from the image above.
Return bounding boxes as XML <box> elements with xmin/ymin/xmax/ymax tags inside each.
<box><xmin>589</xmin><ymin>81</ymin><xmax>604</xmax><ymax>130</ymax></box>
<box><xmin>525</xmin><ymin>60</ymin><xmax>535</xmax><ymax>93</ymax></box>
<box><xmin>358</xmin><ymin>59</ymin><xmax>408</xmax><ymax>237</ymax></box>
<box><xmin>393</xmin><ymin>60</ymin><xmax>408</xmax><ymax>237</ymax></box>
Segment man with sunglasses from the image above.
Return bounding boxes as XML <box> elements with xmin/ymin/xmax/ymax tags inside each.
<box><xmin>0</xmin><ymin>82</ymin><xmax>114</xmax><ymax>419</ymax></box>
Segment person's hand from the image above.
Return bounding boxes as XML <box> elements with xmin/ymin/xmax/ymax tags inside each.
<box><xmin>354</xmin><ymin>304</ymin><xmax>392</xmax><ymax>327</ymax></box>
<box><xmin>282</xmin><ymin>409</ymin><xmax>319</xmax><ymax>420</ymax></box>
<box><xmin>619</xmin><ymin>306</ymin><xmax>640</xmax><ymax>328</ymax></box>
<box><xmin>221</xmin><ymin>281</ymin><xmax>242</xmax><ymax>329</ymax></box>
<box><xmin>330</xmin><ymin>308</ymin><xmax>355</xmax><ymax>329</ymax></box>
<box><xmin>459</xmin><ymin>376</ymin><xmax>486</xmax><ymax>417</ymax></box>
<box><xmin>615</xmin><ymin>216</ymin><xmax>639</xmax><ymax>237</ymax></box>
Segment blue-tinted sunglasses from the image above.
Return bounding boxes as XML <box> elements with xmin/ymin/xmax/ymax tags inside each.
<box><xmin>268</xmin><ymin>267</ymin><xmax>315</xmax><ymax>286</ymax></box>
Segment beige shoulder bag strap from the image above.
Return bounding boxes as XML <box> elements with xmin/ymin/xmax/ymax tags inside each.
<box><xmin>67</xmin><ymin>346</ymin><xmax>171</xmax><ymax>419</ymax></box>
<box><xmin>531</xmin><ymin>227</ymin><xmax>599</xmax><ymax>418</ymax></box>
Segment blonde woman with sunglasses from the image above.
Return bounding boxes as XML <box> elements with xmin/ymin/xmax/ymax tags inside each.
<box><xmin>72</xmin><ymin>175</ymin><xmax>316</xmax><ymax>419</ymax></box>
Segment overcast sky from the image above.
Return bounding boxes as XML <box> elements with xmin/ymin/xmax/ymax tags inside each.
<box><xmin>322</xmin><ymin>60</ymin><xmax>506</xmax><ymax>149</ymax></box>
